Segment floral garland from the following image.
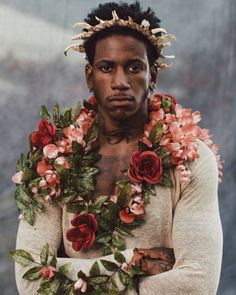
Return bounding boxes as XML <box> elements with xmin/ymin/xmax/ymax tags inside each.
<box><xmin>11</xmin><ymin>93</ymin><xmax>223</xmax><ymax>294</ymax></box>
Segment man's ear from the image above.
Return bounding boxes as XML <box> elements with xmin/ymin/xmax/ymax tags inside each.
<box><xmin>150</xmin><ymin>63</ymin><xmax>158</xmax><ymax>88</ymax></box>
<box><xmin>85</xmin><ymin>63</ymin><xmax>93</xmax><ymax>90</ymax></box>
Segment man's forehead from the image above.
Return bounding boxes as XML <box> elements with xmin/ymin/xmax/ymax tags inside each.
<box><xmin>94</xmin><ymin>35</ymin><xmax>148</xmax><ymax>61</ymax></box>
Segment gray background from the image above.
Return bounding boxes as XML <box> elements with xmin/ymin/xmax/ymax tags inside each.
<box><xmin>0</xmin><ymin>0</ymin><xmax>235</xmax><ymax>294</ymax></box>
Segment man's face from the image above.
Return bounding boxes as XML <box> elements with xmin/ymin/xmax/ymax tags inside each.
<box><xmin>86</xmin><ymin>35</ymin><xmax>157</xmax><ymax>121</ymax></box>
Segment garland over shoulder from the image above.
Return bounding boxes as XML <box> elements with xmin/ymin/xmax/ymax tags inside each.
<box><xmin>11</xmin><ymin>93</ymin><xmax>223</xmax><ymax>294</ymax></box>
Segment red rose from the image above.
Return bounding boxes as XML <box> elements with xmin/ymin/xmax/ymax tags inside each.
<box><xmin>31</xmin><ymin>119</ymin><xmax>56</xmax><ymax>148</ymax></box>
<box><xmin>149</xmin><ymin>93</ymin><xmax>176</xmax><ymax>113</ymax></box>
<box><xmin>66</xmin><ymin>213</ymin><xmax>98</xmax><ymax>252</ymax></box>
<box><xmin>88</xmin><ymin>96</ymin><xmax>96</xmax><ymax>105</ymax></box>
<box><xmin>128</xmin><ymin>151</ymin><xmax>162</xmax><ymax>184</ymax></box>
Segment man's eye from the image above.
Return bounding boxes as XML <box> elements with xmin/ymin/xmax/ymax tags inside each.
<box><xmin>129</xmin><ymin>64</ymin><xmax>143</xmax><ymax>72</ymax></box>
<box><xmin>100</xmin><ymin>65</ymin><xmax>112</xmax><ymax>72</ymax></box>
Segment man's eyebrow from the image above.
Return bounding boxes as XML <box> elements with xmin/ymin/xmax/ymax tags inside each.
<box><xmin>94</xmin><ymin>59</ymin><xmax>114</xmax><ymax>66</ymax></box>
<box><xmin>94</xmin><ymin>58</ymin><xmax>146</xmax><ymax>66</ymax></box>
<box><xmin>125</xmin><ymin>58</ymin><xmax>146</xmax><ymax>65</ymax></box>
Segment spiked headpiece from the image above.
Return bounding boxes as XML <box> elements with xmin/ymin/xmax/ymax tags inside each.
<box><xmin>64</xmin><ymin>10</ymin><xmax>175</xmax><ymax>69</ymax></box>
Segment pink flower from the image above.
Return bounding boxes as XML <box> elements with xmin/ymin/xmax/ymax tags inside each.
<box><xmin>55</xmin><ymin>156</ymin><xmax>71</xmax><ymax>169</ymax></box>
<box><xmin>43</xmin><ymin>144</ymin><xmax>59</xmax><ymax>159</ymax></box>
<box><xmin>12</xmin><ymin>170</ymin><xmax>24</xmax><ymax>184</ymax></box>
<box><xmin>63</xmin><ymin>125</ymin><xmax>85</xmax><ymax>146</ymax></box>
<box><xmin>131</xmin><ymin>184</ymin><xmax>142</xmax><ymax>194</ymax></box>
<box><xmin>110</xmin><ymin>195</ymin><xmax>118</xmax><ymax>203</ymax></box>
<box><xmin>56</xmin><ymin>138</ymin><xmax>72</xmax><ymax>153</ymax></box>
<box><xmin>119</xmin><ymin>195</ymin><xmax>145</xmax><ymax>223</ymax></box>
<box><xmin>40</xmin><ymin>266</ymin><xmax>56</xmax><ymax>280</ymax></box>
<box><xmin>197</xmin><ymin>128</ymin><xmax>213</xmax><ymax>147</ymax></box>
<box><xmin>130</xmin><ymin>196</ymin><xmax>144</xmax><ymax>215</ymax></box>
<box><xmin>121</xmin><ymin>263</ymin><xmax>128</xmax><ymax>271</ymax></box>
<box><xmin>37</xmin><ymin>160</ymin><xmax>53</xmax><ymax>177</ymax></box>
<box><xmin>31</xmin><ymin>187</ymin><xmax>38</xmax><ymax>194</ymax></box>
<box><xmin>39</xmin><ymin>179</ymin><xmax>47</xmax><ymax>188</ymax></box>
<box><xmin>119</xmin><ymin>208</ymin><xmax>135</xmax><ymax>223</ymax></box>
<box><xmin>76</xmin><ymin>108</ymin><xmax>95</xmax><ymax>135</ymax></box>
<box><xmin>74</xmin><ymin>278</ymin><xmax>87</xmax><ymax>293</ymax></box>
<box><xmin>177</xmin><ymin>164</ymin><xmax>192</xmax><ymax>185</ymax></box>
<box><xmin>45</xmin><ymin>170</ymin><xmax>60</xmax><ymax>188</ymax></box>
<box><xmin>149</xmin><ymin>109</ymin><xmax>165</xmax><ymax>123</ymax></box>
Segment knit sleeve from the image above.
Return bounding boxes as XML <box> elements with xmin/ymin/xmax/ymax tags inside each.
<box><xmin>15</xmin><ymin>200</ymin><xmax>133</xmax><ymax>295</ymax></box>
<box><xmin>138</xmin><ymin>141</ymin><xmax>223</xmax><ymax>295</ymax></box>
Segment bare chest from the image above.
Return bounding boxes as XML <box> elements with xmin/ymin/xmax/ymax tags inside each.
<box><xmin>94</xmin><ymin>153</ymin><xmax>131</xmax><ymax>197</ymax></box>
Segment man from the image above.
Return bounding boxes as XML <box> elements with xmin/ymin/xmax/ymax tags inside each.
<box><xmin>14</xmin><ymin>2</ymin><xmax>222</xmax><ymax>294</ymax></box>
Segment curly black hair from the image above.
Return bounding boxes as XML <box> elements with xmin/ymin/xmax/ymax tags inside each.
<box><xmin>83</xmin><ymin>1</ymin><xmax>161</xmax><ymax>66</ymax></box>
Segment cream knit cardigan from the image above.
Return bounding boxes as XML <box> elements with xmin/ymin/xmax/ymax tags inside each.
<box><xmin>15</xmin><ymin>141</ymin><xmax>223</xmax><ymax>294</ymax></box>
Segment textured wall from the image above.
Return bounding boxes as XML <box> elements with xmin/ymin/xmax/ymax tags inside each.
<box><xmin>0</xmin><ymin>0</ymin><xmax>235</xmax><ymax>294</ymax></box>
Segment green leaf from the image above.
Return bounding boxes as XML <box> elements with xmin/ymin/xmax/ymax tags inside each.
<box><xmin>49</xmin><ymin>255</ymin><xmax>57</xmax><ymax>267</ymax></box>
<box><xmin>80</xmin><ymin>166</ymin><xmax>100</xmax><ymax>177</ymax></box>
<box><xmin>33</xmin><ymin>199</ymin><xmax>45</xmax><ymax>213</ymax></box>
<box><xmin>100</xmin><ymin>260</ymin><xmax>118</xmax><ymax>272</ymax></box>
<box><xmin>40</xmin><ymin>243</ymin><xmax>49</xmax><ymax>266</ymax></box>
<box><xmin>114</xmin><ymin>250</ymin><xmax>126</xmax><ymax>264</ymax></box>
<box><xmin>50</xmin><ymin>278</ymin><xmax>61</xmax><ymax>294</ymax></box>
<box><xmin>23</xmin><ymin>266</ymin><xmax>43</xmax><ymax>280</ymax></box>
<box><xmin>118</xmin><ymin>269</ymin><xmax>132</xmax><ymax>287</ymax></box>
<box><xmin>25</xmin><ymin>209</ymin><xmax>35</xmax><ymax>225</ymax></box>
<box><xmin>15</xmin><ymin>187</ymin><xmax>32</xmax><ymax>204</ymax></box>
<box><xmin>115</xmin><ymin>226</ymin><xmax>133</xmax><ymax>237</ymax></box>
<box><xmin>72</xmin><ymin>102</ymin><xmax>81</xmax><ymax>122</ymax></box>
<box><xmin>102</xmin><ymin>245</ymin><xmax>113</xmax><ymax>256</ymax></box>
<box><xmin>72</xmin><ymin>141</ymin><xmax>84</xmax><ymax>154</ymax></box>
<box><xmin>94</xmin><ymin>195</ymin><xmax>108</xmax><ymax>209</ymax></box>
<box><xmin>53</xmin><ymin>103</ymin><xmax>60</xmax><ymax>124</ymax></box>
<box><xmin>107</xmin><ymin>278</ymin><xmax>119</xmax><ymax>294</ymax></box>
<box><xmin>108</xmin><ymin>201</ymin><xmax>119</xmax><ymax>216</ymax></box>
<box><xmin>117</xmin><ymin>184</ymin><xmax>132</xmax><ymax>209</ymax></box>
<box><xmin>89</xmin><ymin>261</ymin><xmax>100</xmax><ymax>277</ymax></box>
<box><xmin>58</xmin><ymin>263</ymin><xmax>70</xmax><ymax>275</ymax></box>
<box><xmin>129</xmin><ymin>264</ymin><xmax>145</xmax><ymax>276</ymax></box>
<box><xmin>137</xmin><ymin>140</ymin><xmax>150</xmax><ymax>151</ymax></box>
<box><xmin>149</xmin><ymin>122</ymin><xmax>163</xmax><ymax>144</ymax></box>
<box><xmin>160</xmin><ymin>173</ymin><xmax>173</xmax><ymax>187</ymax></box>
<box><xmin>77</xmin><ymin>270</ymin><xmax>87</xmax><ymax>280</ymax></box>
<box><xmin>10</xmin><ymin>249</ymin><xmax>35</xmax><ymax>266</ymax></box>
<box><xmin>61</xmin><ymin>109</ymin><xmax>72</xmax><ymax>127</ymax></box>
<box><xmin>96</xmin><ymin>232</ymin><xmax>112</xmax><ymax>244</ymax></box>
<box><xmin>67</xmin><ymin>201</ymin><xmax>87</xmax><ymax>214</ymax></box>
<box><xmin>40</xmin><ymin>105</ymin><xmax>51</xmax><ymax>120</ymax></box>
<box><xmin>89</xmin><ymin>275</ymin><xmax>109</xmax><ymax>285</ymax></box>
<box><xmin>37</xmin><ymin>280</ymin><xmax>51</xmax><ymax>295</ymax></box>
<box><xmin>84</xmin><ymin>123</ymin><xmax>98</xmax><ymax>145</ymax></box>
<box><xmin>16</xmin><ymin>153</ymin><xmax>27</xmax><ymax>171</ymax></box>
<box><xmin>112</xmin><ymin>234</ymin><xmax>126</xmax><ymax>250</ymax></box>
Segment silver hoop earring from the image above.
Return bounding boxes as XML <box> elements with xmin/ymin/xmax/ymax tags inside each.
<box><xmin>149</xmin><ymin>85</ymin><xmax>154</xmax><ymax>94</ymax></box>
<box><xmin>89</xmin><ymin>88</ymin><xmax>94</xmax><ymax>93</ymax></box>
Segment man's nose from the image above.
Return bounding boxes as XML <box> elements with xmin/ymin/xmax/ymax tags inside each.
<box><xmin>111</xmin><ymin>68</ymin><xmax>130</xmax><ymax>90</ymax></box>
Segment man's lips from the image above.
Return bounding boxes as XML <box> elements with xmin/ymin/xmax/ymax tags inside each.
<box><xmin>108</xmin><ymin>96</ymin><xmax>134</xmax><ymax>102</ymax></box>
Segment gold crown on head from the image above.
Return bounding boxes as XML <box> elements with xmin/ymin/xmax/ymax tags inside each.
<box><xmin>64</xmin><ymin>10</ymin><xmax>175</xmax><ymax>69</ymax></box>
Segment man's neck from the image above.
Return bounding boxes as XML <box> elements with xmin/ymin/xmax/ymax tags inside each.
<box><xmin>97</xmin><ymin>106</ymin><xmax>148</xmax><ymax>145</ymax></box>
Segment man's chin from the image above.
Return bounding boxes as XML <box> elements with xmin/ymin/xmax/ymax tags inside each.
<box><xmin>109</xmin><ymin>108</ymin><xmax>135</xmax><ymax>121</ymax></box>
